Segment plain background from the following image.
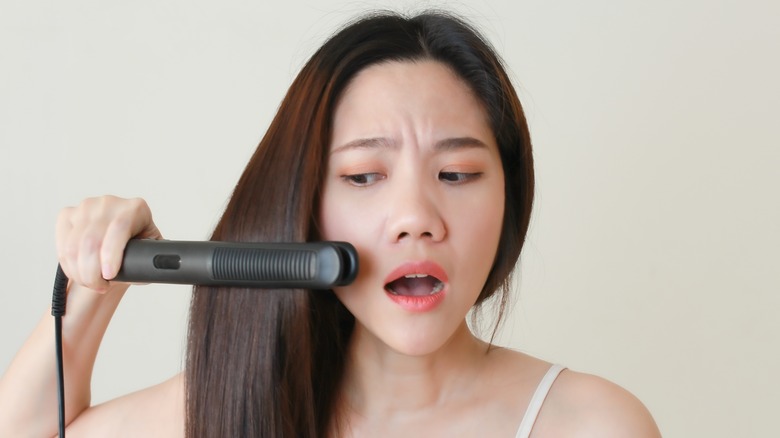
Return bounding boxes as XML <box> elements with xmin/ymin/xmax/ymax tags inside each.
<box><xmin>1</xmin><ymin>0</ymin><xmax>778</xmax><ymax>436</ymax></box>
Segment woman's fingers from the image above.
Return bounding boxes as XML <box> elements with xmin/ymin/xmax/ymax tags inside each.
<box><xmin>55</xmin><ymin>196</ymin><xmax>162</xmax><ymax>293</ymax></box>
<box><xmin>100</xmin><ymin>198</ymin><xmax>161</xmax><ymax>280</ymax></box>
<box><xmin>77</xmin><ymin>228</ymin><xmax>109</xmax><ymax>292</ymax></box>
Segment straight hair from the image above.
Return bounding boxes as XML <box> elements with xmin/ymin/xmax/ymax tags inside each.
<box><xmin>186</xmin><ymin>10</ymin><xmax>534</xmax><ymax>437</ymax></box>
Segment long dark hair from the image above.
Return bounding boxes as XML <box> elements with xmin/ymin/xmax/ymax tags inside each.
<box><xmin>185</xmin><ymin>10</ymin><xmax>534</xmax><ymax>437</ymax></box>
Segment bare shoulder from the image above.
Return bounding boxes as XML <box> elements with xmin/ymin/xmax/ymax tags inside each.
<box><xmin>66</xmin><ymin>372</ymin><xmax>184</xmax><ymax>438</ymax></box>
<box><xmin>481</xmin><ymin>348</ymin><xmax>659</xmax><ymax>437</ymax></box>
<box><xmin>534</xmin><ymin>368</ymin><xmax>661</xmax><ymax>437</ymax></box>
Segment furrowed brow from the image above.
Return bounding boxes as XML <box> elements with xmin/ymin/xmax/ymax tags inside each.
<box><xmin>330</xmin><ymin>137</ymin><xmax>397</xmax><ymax>155</ymax></box>
<box><xmin>330</xmin><ymin>136</ymin><xmax>489</xmax><ymax>155</ymax></box>
<box><xmin>434</xmin><ymin>137</ymin><xmax>489</xmax><ymax>152</ymax></box>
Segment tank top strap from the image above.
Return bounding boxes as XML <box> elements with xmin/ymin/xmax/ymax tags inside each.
<box><xmin>515</xmin><ymin>364</ymin><xmax>566</xmax><ymax>438</ymax></box>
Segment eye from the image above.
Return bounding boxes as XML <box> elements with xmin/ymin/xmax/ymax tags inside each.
<box><xmin>438</xmin><ymin>172</ymin><xmax>482</xmax><ymax>184</ymax></box>
<box><xmin>342</xmin><ymin>173</ymin><xmax>385</xmax><ymax>187</ymax></box>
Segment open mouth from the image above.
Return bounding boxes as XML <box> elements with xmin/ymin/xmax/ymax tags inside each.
<box><xmin>385</xmin><ymin>274</ymin><xmax>444</xmax><ymax>296</ymax></box>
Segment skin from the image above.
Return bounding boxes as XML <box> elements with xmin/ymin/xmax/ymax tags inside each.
<box><xmin>0</xmin><ymin>61</ymin><xmax>661</xmax><ymax>437</ymax></box>
<box><xmin>321</xmin><ymin>60</ymin><xmax>506</xmax><ymax>358</ymax></box>
<box><xmin>320</xmin><ymin>61</ymin><xmax>661</xmax><ymax>437</ymax></box>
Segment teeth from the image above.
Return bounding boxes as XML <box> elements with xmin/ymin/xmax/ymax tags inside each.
<box><xmin>386</xmin><ymin>275</ymin><xmax>444</xmax><ymax>296</ymax></box>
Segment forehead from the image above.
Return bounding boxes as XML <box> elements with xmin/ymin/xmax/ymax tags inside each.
<box><xmin>330</xmin><ymin>60</ymin><xmax>495</xmax><ymax>150</ymax></box>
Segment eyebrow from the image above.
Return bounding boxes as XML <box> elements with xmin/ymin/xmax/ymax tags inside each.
<box><xmin>330</xmin><ymin>137</ymin><xmax>397</xmax><ymax>154</ymax></box>
<box><xmin>434</xmin><ymin>137</ymin><xmax>489</xmax><ymax>151</ymax></box>
<box><xmin>330</xmin><ymin>136</ymin><xmax>488</xmax><ymax>154</ymax></box>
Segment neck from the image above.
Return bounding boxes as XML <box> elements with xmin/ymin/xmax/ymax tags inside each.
<box><xmin>340</xmin><ymin>320</ymin><xmax>489</xmax><ymax>417</ymax></box>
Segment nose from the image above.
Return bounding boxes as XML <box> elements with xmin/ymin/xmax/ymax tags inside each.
<box><xmin>385</xmin><ymin>178</ymin><xmax>446</xmax><ymax>244</ymax></box>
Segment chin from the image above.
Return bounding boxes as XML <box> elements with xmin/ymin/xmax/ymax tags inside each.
<box><xmin>387</xmin><ymin>338</ymin><xmax>449</xmax><ymax>357</ymax></box>
<box><xmin>370</xmin><ymin>321</ymin><xmax>466</xmax><ymax>357</ymax></box>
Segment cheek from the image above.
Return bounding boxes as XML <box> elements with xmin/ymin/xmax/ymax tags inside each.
<box><xmin>318</xmin><ymin>180</ymin><xmax>339</xmax><ymax>240</ymax></box>
<box><xmin>320</xmin><ymin>186</ymin><xmax>367</xmax><ymax>242</ymax></box>
<box><xmin>453</xmin><ymin>184</ymin><xmax>505</xmax><ymax>283</ymax></box>
<box><xmin>319</xmin><ymin>185</ymin><xmax>381</xmax><ymax>284</ymax></box>
<box><xmin>320</xmin><ymin>189</ymin><xmax>379</xmax><ymax>314</ymax></box>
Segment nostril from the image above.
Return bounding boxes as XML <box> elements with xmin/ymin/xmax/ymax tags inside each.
<box><xmin>397</xmin><ymin>230</ymin><xmax>434</xmax><ymax>241</ymax></box>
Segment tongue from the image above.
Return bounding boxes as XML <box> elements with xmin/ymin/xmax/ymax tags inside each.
<box><xmin>387</xmin><ymin>276</ymin><xmax>439</xmax><ymax>296</ymax></box>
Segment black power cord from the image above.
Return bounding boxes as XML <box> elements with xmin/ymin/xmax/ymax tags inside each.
<box><xmin>51</xmin><ymin>264</ymin><xmax>69</xmax><ymax>438</ymax></box>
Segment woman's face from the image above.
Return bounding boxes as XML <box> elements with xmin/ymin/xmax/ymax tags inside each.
<box><xmin>319</xmin><ymin>60</ymin><xmax>505</xmax><ymax>356</ymax></box>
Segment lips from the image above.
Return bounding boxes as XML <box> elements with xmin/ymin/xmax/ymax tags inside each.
<box><xmin>384</xmin><ymin>261</ymin><xmax>449</xmax><ymax>297</ymax></box>
<box><xmin>386</xmin><ymin>274</ymin><xmax>444</xmax><ymax>296</ymax></box>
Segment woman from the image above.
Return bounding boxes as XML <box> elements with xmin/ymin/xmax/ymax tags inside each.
<box><xmin>0</xmin><ymin>11</ymin><xmax>660</xmax><ymax>437</ymax></box>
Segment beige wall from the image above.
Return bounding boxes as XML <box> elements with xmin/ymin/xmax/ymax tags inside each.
<box><xmin>1</xmin><ymin>1</ymin><xmax>777</xmax><ymax>436</ymax></box>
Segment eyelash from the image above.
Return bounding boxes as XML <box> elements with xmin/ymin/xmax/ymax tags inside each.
<box><xmin>340</xmin><ymin>172</ymin><xmax>482</xmax><ymax>187</ymax></box>
<box><xmin>341</xmin><ymin>173</ymin><xmax>385</xmax><ymax>186</ymax></box>
<box><xmin>438</xmin><ymin>172</ymin><xmax>482</xmax><ymax>184</ymax></box>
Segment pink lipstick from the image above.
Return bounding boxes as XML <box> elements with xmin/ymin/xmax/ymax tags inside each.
<box><xmin>384</xmin><ymin>261</ymin><xmax>448</xmax><ymax>312</ymax></box>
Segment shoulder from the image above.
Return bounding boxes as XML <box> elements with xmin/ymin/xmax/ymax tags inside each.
<box><xmin>535</xmin><ymin>368</ymin><xmax>661</xmax><ymax>437</ymax></box>
<box><xmin>481</xmin><ymin>348</ymin><xmax>660</xmax><ymax>437</ymax></box>
<box><xmin>65</xmin><ymin>372</ymin><xmax>184</xmax><ymax>438</ymax></box>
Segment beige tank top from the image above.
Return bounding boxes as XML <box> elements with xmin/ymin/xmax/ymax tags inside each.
<box><xmin>514</xmin><ymin>364</ymin><xmax>566</xmax><ymax>438</ymax></box>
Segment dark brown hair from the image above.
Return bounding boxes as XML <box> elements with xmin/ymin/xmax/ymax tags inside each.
<box><xmin>185</xmin><ymin>10</ymin><xmax>534</xmax><ymax>437</ymax></box>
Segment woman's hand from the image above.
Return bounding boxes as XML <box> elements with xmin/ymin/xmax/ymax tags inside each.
<box><xmin>0</xmin><ymin>195</ymin><xmax>164</xmax><ymax>436</ymax></box>
<box><xmin>56</xmin><ymin>195</ymin><xmax>162</xmax><ymax>293</ymax></box>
